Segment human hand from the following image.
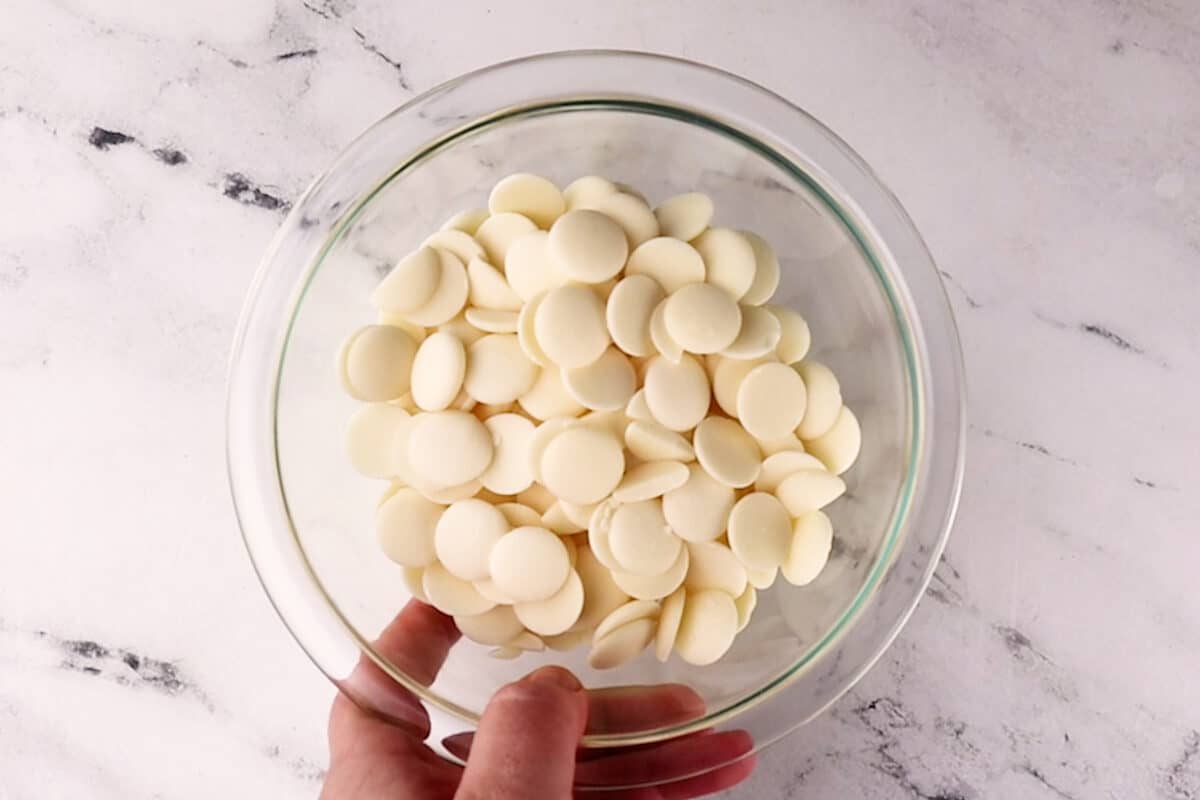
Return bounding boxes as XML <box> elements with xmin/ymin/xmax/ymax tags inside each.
<box><xmin>321</xmin><ymin>600</ymin><xmax>756</xmax><ymax>799</ymax></box>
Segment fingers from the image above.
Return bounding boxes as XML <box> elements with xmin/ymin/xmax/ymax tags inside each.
<box><xmin>333</xmin><ymin>600</ymin><xmax>461</xmax><ymax>741</ymax></box>
<box><xmin>373</xmin><ymin>599</ymin><xmax>462</xmax><ymax>686</ymax></box>
<box><xmin>455</xmin><ymin>667</ymin><xmax>589</xmax><ymax>800</ymax></box>
<box><xmin>583</xmin><ymin>683</ymin><xmax>706</xmax><ymax>736</ymax></box>
<box><xmin>574</xmin><ymin>729</ymin><xmax>754</xmax><ymax>788</ymax></box>
<box><xmin>577</xmin><ymin>754</ymin><xmax>756</xmax><ymax>800</ymax></box>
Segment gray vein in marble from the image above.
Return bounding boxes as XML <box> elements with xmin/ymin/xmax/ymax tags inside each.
<box><xmin>31</xmin><ymin>629</ymin><xmax>215</xmax><ymax>711</ymax></box>
<box><xmin>351</xmin><ymin>26</ymin><xmax>410</xmax><ymax>90</ymax></box>
<box><xmin>1165</xmin><ymin>730</ymin><xmax>1200</xmax><ymax>800</ymax></box>
<box><xmin>221</xmin><ymin>172</ymin><xmax>292</xmax><ymax>212</ymax></box>
<box><xmin>1017</xmin><ymin>763</ymin><xmax>1078</xmax><ymax>800</ymax></box>
<box><xmin>978</xmin><ymin>427</ymin><xmax>1078</xmax><ymax>466</ymax></box>
<box><xmin>274</xmin><ymin>47</ymin><xmax>318</xmax><ymax>61</ymax></box>
<box><xmin>938</xmin><ymin>269</ymin><xmax>982</xmax><ymax>309</ymax></box>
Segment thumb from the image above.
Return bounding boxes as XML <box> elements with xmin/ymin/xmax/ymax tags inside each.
<box><xmin>455</xmin><ymin>666</ymin><xmax>588</xmax><ymax>800</ymax></box>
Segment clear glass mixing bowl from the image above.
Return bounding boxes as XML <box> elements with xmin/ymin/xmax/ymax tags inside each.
<box><xmin>227</xmin><ymin>50</ymin><xmax>965</xmax><ymax>790</ymax></box>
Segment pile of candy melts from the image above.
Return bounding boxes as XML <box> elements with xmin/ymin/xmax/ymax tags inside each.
<box><xmin>338</xmin><ymin>173</ymin><xmax>861</xmax><ymax>669</ymax></box>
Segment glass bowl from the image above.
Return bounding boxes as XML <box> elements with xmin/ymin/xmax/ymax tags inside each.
<box><xmin>227</xmin><ymin>50</ymin><xmax>965</xmax><ymax>789</ymax></box>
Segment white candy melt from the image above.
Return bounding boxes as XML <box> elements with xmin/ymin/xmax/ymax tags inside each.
<box><xmin>626</xmin><ymin>237</ymin><xmax>706</xmax><ymax>294</ymax></box>
<box><xmin>488</xmin><ymin>173</ymin><xmax>565</xmax><ymax>229</ymax></box>
<box><xmin>464</xmin><ymin>334</ymin><xmax>538</xmax><ymax>404</ymax></box>
<box><xmin>405</xmin><ymin>249</ymin><xmax>470</xmax><ymax>327</ymax></box>
<box><xmin>606</xmin><ymin>274</ymin><xmax>665</xmax><ymax>357</ymax></box>
<box><xmin>781</xmin><ymin>510</ymin><xmax>833</xmax><ymax>586</ymax></box>
<box><xmin>480</xmin><ymin>413</ymin><xmax>536</xmax><ymax>495</ymax></box>
<box><xmin>475</xmin><ymin>212</ymin><xmax>538</xmax><ymax>266</ymax></box>
<box><xmin>674</xmin><ymin>589</ymin><xmax>738</xmax><ymax>666</ymax></box>
<box><xmin>643</xmin><ymin>355</ymin><xmax>709</xmax><ymax>432</ymax></box>
<box><xmin>540</xmin><ymin>425</ymin><xmax>624</xmax><ymax>505</ymax></box>
<box><xmin>407</xmin><ymin>411</ymin><xmax>494</xmax><ymax>488</ymax></box>
<box><xmin>410</xmin><ymin>331</ymin><xmax>466</xmax><ymax>412</ymax></box>
<box><xmin>490</xmin><ymin>526</ymin><xmax>571</xmax><ymax>603</ymax></box>
<box><xmin>563</xmin><ymin>347</ymin><xmax>636</xmax><ymax>411</ymax></box>
<box><xmin>434</xmin><ymin>499</ymin><xmax>509</xmax><ymax>581</ymax></box>
<box><xmin>727</xmin><ymin>492</ymin><xmax>791</xmax><ymax>571</ymax></box>
<box><xmin>664</xmin><ymin>282</ymin><xmax>742</xmax><ymax>355</ymax></box>
<box><xmin>693</xmin><ymin>228</ymin><xmax>756</xmax><ymax>300</ymax></box>
<box><xmin>736</xmin><ymin>362</ymin><xmax>807</xmax><ymax>441</ymax></box>
<box><xmin>608</xmin><ymin>500</ymin><xmax>682</xmax><ymax>577</ymax></box>
<box><xmin>548</xmin><ymin>209</ymin><xmax>629</xmax><ymax>284</ymax></box>
<box><xmin>662</xmin><ymin>464</ymin><xmax>735</xmax><ymax>543</ymax></box>
<box><xmin>372</xmin><ymin>246</ymin><xmax>441</xmax><ymax>314</ymax></box>
<box><xmin>340</xmin><ymin>324</ymin><xmax>417</xmax><ymax>401</ymax></box>
<box><xmin>345</xmin><ymin>404</ymin><xmax>410</xmax><ymax>478</ymax></box>
<box><xmin>376</xmin><ymin>488</ymin><xmax>441</xmax><ymax>567</ymax></box>
<box><xmin>535</xmin><ymin>285</ymin><xmax>610</xmax><ymax>368</ymax></box>
<box><xmin>794</xmin><ymin>360</ymin><xmax>843</xmax><ymax>439</ymax></box>
<box><xmin>654</xmin><ymin>192</ymin><xmax>714</xmax><ymax>241</ymax></box>
<box><xmin>804</xmin><ymin>406</ymin><xmax>861</xmax><ymax>475</ymax></box>
<box><xmin>693</xmin><ymin>416</ymin><xmax>761</xmax><ymax>488</ymax></box>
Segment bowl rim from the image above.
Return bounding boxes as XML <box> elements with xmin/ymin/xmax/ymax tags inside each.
<box><xmin>227</xmin><ymin>48</ymin><xmax>966</xmax><ymax>762</ymax></box>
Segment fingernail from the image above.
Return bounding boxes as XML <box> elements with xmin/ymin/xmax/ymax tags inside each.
<box><xmin>526</xmin><ymin>666</ymin><xmax>583</xmax><ymax>692</ymax></box>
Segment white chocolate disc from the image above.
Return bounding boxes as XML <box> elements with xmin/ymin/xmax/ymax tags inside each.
<box><xmin>535</xmin><ymin>285</ymin><xmax>610</xmax><ymax>368</ymax></box>
<box><xmin>455</xmin><ymin>605</ymin><xmax>525</xmax><ymax>646</ymax></box>
<box><xmin>573</xmin><ymin>543</ymin><xmax>630</xmax><ymax>632</ymax></box>
<box><xmin>586</xmin><ymin>501</ymin><xmax>621</xmax><ymax>572</ymax></box>
<box><xmin>441</xmin><ymin>208</ymin><xmax>488</xmax><ymax>235</ymax></box>
<box><xmin>489</xmin><ymin>526</ymin><xmax>571</xmax><ymax>603</ymax></box>
<box><xmin>563</xmin><ymin>175</ymin><xmax>618</xmax><ymax>210</ymax></box>
<box><xmin>781</xmin><ymin>510</ymin><xmax>833</xmax><ymax>586</ymax></box>
<box><xmin>440</xmin><ymin>312</ymin><xmax>485</xmax><ymax>347</ymax></box>
<box><xmin>663</xmin><ymin>283</ymin><xmax>742</xmax><ymax>355</ymax></box>
<box><xmin>775</xmin><ymin>470</ymin><xmax>846</xmax><ymax>516</ymax></box>
<box><xmin>346</xmin><ymin>404</ymin><xmax>410</xmax><ymax>478</ymax></box>
<box><xmin>684</xmin><ymin>542</ymin><xmax>748</xmax><ymax>598</ymax></box>
<box><xmin>403</xmin><ymin>566</ymin><xmax>429</xmax><ymax>602</ymax></box>
<box><xmin>540</xmin><ymin>425</ymin><xmax>624</xmax><ymax>505</ymax></box>
<box><xmin>434</xmin><ymin>499</ymin><xmax>508</xmax><ymax>580</ymax></box>
<box><xmin>544</xmin><ymin>628</ymin><xmax>594</xmax><ymax>652</ymax></box>
<box><xmin>727</xmin><ymin>492</ymin><xmax>791</xmax><ymax>571</ymax></box>
<box><xmin>721</xmin><ymin>305</ymin><xmax>782</xmax><ymax>360</ymax></box>
<box><xmin>612</xmin><ymin>460</ymin><xmax>690</xmax><ymax>504</ymax></box>
<box><xmin>474</xmin><ymin>577</ymin><xmax>516</xmax><ymax>605</ymax></box>
<box><xmin>516</xmin><ymin>291</ymin><xmax>552</xmax><ymax>367</ymax></box>
<box><xmin>613</xmin><ymin>543</ymin><xmax>689</xmax><ymax>601</ymax></box>
<box><xmin>754</xmin><ymin>433</ymin><xmax>806</xmax><ymax>456</ymax></box>
<box><xmin>423</xmin><ymin>228</ymin><xmax>486</xmax><ymax>266</ymax></box>
<box><xmin>527</xmin><ymin>416</ymin><xmax>577</xmax><ymax>485</ymax></box>
<box><xmin>410</xmin><ymin>331</ymin><xmax>466</xmax><ymax>412</ymax></box>
<box><xmin>407</xmin><ymin>411</ymin><xmax>494</xmax><ymax>488</ymax></box>
<box><xmin>581</xmin><ymin>192</ymin><xmax>659</xmax><ymax>248</ymax></box>
<box><xmin>594</xmin><ymin>598</ymin><xmax>661</xmax><ymax>642</ymax></box>
<box><xmin>736</xmin><ymin>362</ymin><xmax>807</xmax><ymax>441</ymax></box>
<box><xmin>374</xmin><ymin>313</ymin><xmax>426</xmax><ymax>343</ymax></box>
<box><xmin>376</xmin><ymin>488</ymin><xmax>442</xmax><ymax>567</ymax></box>
<box><xmin>739</xmin><ymin>231</ymin><xmax>781</xmax><ymax>306</ymax></box>
<box><xmin>804</xmin><ymin>406</ymin><xmax>860</xmax><ymax>475</ymax></box>
<box><xmin>693</xmin><ymin>417</ymin><xmax>761</xmax><ymax>488</ymax></box>
<box><xmin>474</xmin><ymin>212</ymin><xmax>538</xmax><ymax>266</ymax></box>
<box><xmin>422</xmin><ymin>562</ymin><xmax>495</xmax><ymax>616</ymax></box>
<box><xmin>655</xmin><ymin>585</ymin><xmax>687</xmax><ymax>662</ymax></box>
<box><xmin>488</xmin><ymin>173</ymin><xmax>565</xmax><ymax>229</ymax></box>
<box><xmin>540</xmin><ymin>502</ymin><xmax>584</xmax><ymax>535</ymax></box>
<box><xmin>341</xmin><ymin>324</ymin><xmax>417</xmax><ymax>401</ymax></box>
<box><xmin>625</xmin><ymin>388</ymin><xmax>653</xmax><ymax>422</ymax></box>
<box><xmin>654</xmin><ymin>192</ymin><xmax>714</xmax><ymax>242</ymax></box>
<box><xmin>464</xmin><ymin>334</ymin><xmax>538</xmax><ymax>404</ymax></box>
<box><xmin>643</xmin><ymin>355</ymin><xmax>710</xmax><ymax>432</ymax></box>
<box><xmin>480</xmin><ymin>413</ymin><xmax>536</xmax><ymax>495</ymax></box>
<box><xmin>563</xmin><ymin>346</ymin><xmax>636</xmax><ymax>411</ymax></box>
<box><xmin>497</xmin><ymin>502</ymin><xmax>542</xmax><ymax>528</ymax></box>
<box><xmin>464</xmin><ymin>307</ymin><xmax>518</xmax><ymax>333</ymax></box>
<box><xmin>517</xmin><ymin>483</ymin><xmax>557</xmax><ymax>515</ymax></box>
<box><xmin>624</xmin><ymin>420</ymin><xmax>695</xmax><ymax>462</ymax></box>
<box><xmin>514</xmin><ymin>569</ymin><xmax>584</xmax><ymax>636</ymax></box>
<box><xmin>608</xmin><ymin>500</ymin><xmax>682</xmax><ymax>577</ymax></box>
<box><xmin>648</xmin><ymin>297</ymin><xmax>683</xmax><ymax>364</ymax></box>
<box><xmin>558</xmin><ymin>500</ymin><xmax>598</xmax><ymax>530</ymax></box>
<box><xmin>518</xmin><ymin>366</ymin><xmax>585</xmax><ymax>420</ymax></box>
<box><xmin>588</xmin><ymin>617</ymin><xmax>655</xmax><ymax>670</ymax></box>
<box><xmin>372</xmin><ymin>246</ymin><xmax>440</xmax><ymax>314</ymax></box>
<box><xmin>794</xmin><ymin>360</ymin><xmax>843</xmax><ymax>439</ymax></box>
<box><xmin>405</xmin><ymin>249</ymin><xmax>470</xmax><ymax>327</ymax></box>
<box><xmin>662</xmin><ymin>464</ymin><xmax>735</xmax><ymax>543</ymax></box>
<box><xmin>733</xmin><ymin>585</ymin><xmax>757</xmax><ymax>632</ymax></box>
<box><xmin>747</xmin><ymin>564</ymin><xmax>777</xmax><ymax>590</ymax></box>
<box><xmin>466</xmin><ymin>256</ymin><xmax>522</xmax><ymax>311</ymax></box>
<box><xmin>767</xmin><ymin>304</ymin><xmax>812</xmax><ymax>364</ymax></box>
<box><xmin>606</xmin><ymin>274</ymin><xmax>665</xmax><ymax>357</ymax></box>
<box><xmin>692</xmin><ymin>228</ymin><xmax>756</xmax><ymax>300</ymax></box>
<box><xmin>505</xmin><ymin>230</ymin><xmax>567</xmax><ymax>301</ymax></box>
<box><xmin>674</xmin><ymin>589</ymin><xmax>738</xmax><ymax>666</ymax></box>
<box><xmin>755</xmin><ymin>451</ymin><xmax>828</xmax><ymax>493</ymax></box>
<box><xmin>626</xmin><ymin>237</ymin><xmax>706</xmax><ymax>294</ymax></box>
<box><xmin>547</xmin><ymin>209</ymin><xmax>629</xmax><ymax>284</ymax></box>
<box><xmin>579</xmin><ymin>410</ymin><xmax>627</xmax><ymax>441</ymax></box>
<box><xmin>710</xmin><ymin>355</ymin><xmax>766</xmax><ymax>417</ymax></box>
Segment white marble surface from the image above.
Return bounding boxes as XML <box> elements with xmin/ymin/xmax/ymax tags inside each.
<box><xmin>2</xmin><ymin>1</ymin><xmax>1198</xmax><ymax>797</ymax></box>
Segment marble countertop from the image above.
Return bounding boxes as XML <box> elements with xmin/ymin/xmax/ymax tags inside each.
<box><xmin>2</xmin><ymin>1</ymin><xmax>1198</xmax><ymax>797</ymax></box>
